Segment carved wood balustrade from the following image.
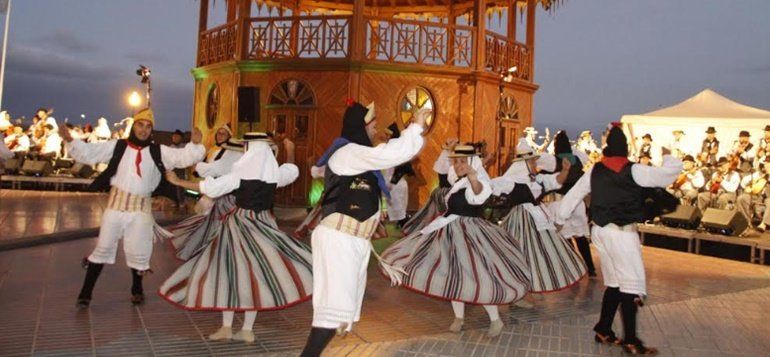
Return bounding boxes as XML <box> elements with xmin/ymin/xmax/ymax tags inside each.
<box><xmin>484</xmin><ymin>31</ymin><xmax>531</xmax><ymax>81</ymax></box>
<box><xmin>197</xmin><ymin>21</ymin><xmax>239</xmax><ymax>66</ymax></box>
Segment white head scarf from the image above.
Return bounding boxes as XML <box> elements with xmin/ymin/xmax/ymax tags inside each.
<box><xmin>447</xmin><ymin>155</ymin><xmax>489</xmax><ymax>186</ymax></box>
<box><xmin>231</xmin><ymin>140</ymin><xmax>281</xmax><ymax>183</ymax></box>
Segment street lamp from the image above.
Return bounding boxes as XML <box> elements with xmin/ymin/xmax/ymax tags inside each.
<box><xmin>128</xmin><ymin>91</ymin><xmax>141</xmax><ymax>116</ymax></box>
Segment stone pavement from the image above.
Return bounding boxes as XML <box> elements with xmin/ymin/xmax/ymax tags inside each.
<box><xmin>0</xmin><ymin>190</ymin><xmax>187</xmax><ymax>242</ymax></box>
<box><xmin>1</xmin><ymin>228</ymin><xmax>769</xmax><ymax>356</ymax></box>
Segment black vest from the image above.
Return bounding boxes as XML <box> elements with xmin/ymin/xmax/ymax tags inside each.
<box><xmin>553</xmin><ymin>157</ymin><xmax>584</xmax><ymax>195</ymax></box>
<box><xmin>437</xmin><ymin>173</ymin><xmax>451</xmax><ymax>188</ymax></box>
<box><xmin>505</xmin><ymin>183</ymin><xmax>539</xmax><ymax>206</ymax></box>
<box><xmin>235</xmin><ymin>180</ymin><xmax>277</xmax><ymax>211</ymax></box>
<box><xmin>444</xmin><ymin>188</ymin><xmax>484</xmax><ymax>218</ymax></box>
<box><xmin>89</xmin><ymin>140</ymin><xmax>177</xmax><ymax>202</ymax></box>
<box><xmin>321</xmin><ymin>168</ymin><xmax>381</xmax><ymax>222</ymax></box>
<box><xmin>590</xmin><ymin>162</ymin><xmax>645</xmax><ymax>227</ymax></box>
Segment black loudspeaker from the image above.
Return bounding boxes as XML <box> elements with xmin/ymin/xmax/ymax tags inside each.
<box><xmin>701</xmin><ymin>208</ymin><xmax>749</xmax><ymax>236</ymax></box>
<box><xmin>70</xmin><ymin>163</ymin><xmax>94</xmax><ymax>178</ymax></box>
<box><xmin>21</xmin><ymin>160</ymin><xmax>53</xmax><ymax>177</ymax></box>
<box><xmin>238</xmin><ymin>86</ymin><xmax>260</xmax><ymax>123</ymax></box>
<box><xmin>3</xmin><ymin>158</ymin><xmax>22</xmax><ymax>174</ymax></box>
<box><xmin>54</xmin><ymin>158</ymin><xmax>74</xmax><ymax>169</ymax></box>
<box><xmin>661</xmin><ymin>205</ymin><xmax>702</xmax><ymax>230</ymax></box>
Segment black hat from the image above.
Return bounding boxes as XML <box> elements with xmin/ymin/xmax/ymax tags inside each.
<box><xmin>765</xmin><ymin>125</ymin><xmax>770</xmax><ymax>131</ymax></box>
<box><xmin>642</xmin><ymin>133</ymin><xmax>652</xmax><ymax>140</ymax></box>
<box><xmin>553</xmin><ymin>130</ymin><xmax>571</xmax><ymax>155</ymax></box>
<box><xmin>739</xmin><ymin>130</ymin><xmax>750</xmax><ymax>137</ymax></box>
<box><xmin>706</xmin><ymin>127</ymin><xmax>716</xmax><ymax>134</ymax></box>
<box><xmin>682</xmin><ymin>155</ymin><xmax>695</xmax><ymax>162</ymax></box>
<box><xmin>717</xmin><ymin>156</ymin><xmax>729</xmax><ymax>166</ymax></box>
<box><xmin>341</xmin><ymin>101</ymin><xmax>373</xmax><ymax>147</ymax></box>
<box><xmin>603</xmin><ymin>123</ymin><xmax>628</xmax><ymax>157</ymax></box>
<box><xmin>385</xmin><ymin>122</ymin><xmax>400</xmax><ymax>138</ymax></box>
<box><xmin>173</xmin><ymin>129</ymin><xmax>184</xmax><ymax>136</ymax></box>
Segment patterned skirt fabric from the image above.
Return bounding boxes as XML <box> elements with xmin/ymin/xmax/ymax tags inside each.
<box><xmin>381</xmin><ymin>216</ymin><xmax>531</xmax><ymax>305</ymax></box>
<box><xmin>501</xmin><ymin>205</ymin><xmax>587</xmax><ymax>293</ymax></box>
<box><xmin>401</xmin><ymin>187</ymin><xmax>450</xmax><ymax>236</ymax></box>
<box><xmin>163</xmin><ymin>195</ymin><xmax>236</xmax><ymax>261</ymax></box>
<box><xmin>158</xmin><ymin>208</ymin><xmax>313</xmax><ymax>311</ymax></box>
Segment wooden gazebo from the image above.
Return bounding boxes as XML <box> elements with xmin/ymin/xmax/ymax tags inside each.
<box><xmin>192</xmin><ymin>0</ymin><xmax>559</xmax><ymax>207</ymax></box>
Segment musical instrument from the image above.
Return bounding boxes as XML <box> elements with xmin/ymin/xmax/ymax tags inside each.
<box><xmin>672</xmin><ymin>167</ymin><xmax>697</xmax><ymax>190</ymax></box>
<box><xmin>709</xmin><ymin>172</ymin><xmax>725</xmax><ymax>194</ymax></box>
<box><xmin>747</xmin><ymin>175</ymin><xmax>768</xmax><ymax>195</ymax></box>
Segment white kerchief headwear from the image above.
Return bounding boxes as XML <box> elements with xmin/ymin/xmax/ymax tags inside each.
<box><xmin>448</xmin><ymin>155</ymin><xmax>489</xmax><ymax>187</ymax></box>
<box><xmin>231</xmin><ymin>140</ymin><xmax>280</xmax><ymax>183</ymax></box>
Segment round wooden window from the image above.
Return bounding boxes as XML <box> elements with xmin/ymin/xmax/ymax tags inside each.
<box><xmin>206</xmin><ymin>84</ymin><xmax>219</xmax><ymax>129</ymax></box>
<box><xmin>399</xmin><ymin>87</ymin><xmax>435</xmax><ymax>133</ymax></box>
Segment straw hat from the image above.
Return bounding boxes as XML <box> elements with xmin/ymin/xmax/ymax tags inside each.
<box><xmin>242</xmin><ymin>132</ymin><xmax>271</xmax><ymax>141</ymax></box>
<box><xmin>448</xmin><ymin>144</ymin><xmax>478</xmax><ymax>158</ymax></box>
<box><xmin>512</xmin><ymin>138</ymin><xmax>540</xmax><ymax>162</ymax></box>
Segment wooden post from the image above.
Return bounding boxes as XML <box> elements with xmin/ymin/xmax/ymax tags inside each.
<box><xmin>507</xmin><ymin>0</ymin><xmax>516</xmax><ymax>40</ymax></box>
<box><xmin>350</xmin><ymin>0</ymin><xmax>366</xmax><ymax>61</ymax></box>
<box><xmin>526</xmin><ymin>0</ymin><xmax>535</xmax><ymax>79</ymax></box>
<box><xmin>197</xmin><ymin>0</ymin><xmax>210</xmax><ymax>66</ymax></box>
<box><xmin>226</xmin><ymin>0</ymin><xmax>238</xmax><ymax>22</ymax></box>
<box><xmin>235</xmin><ymin>0</ymin><xmax>252</xmax><ymax>61</ymax></box>
<box><xmin>472</xmin><ymin>0</ymin><xmax>487</xmax><ymax>71</ymax></box>
<box><xmin>447</xmin><ymin>3</ymin><xmax>456</xmax><ymax>66</ymax></box>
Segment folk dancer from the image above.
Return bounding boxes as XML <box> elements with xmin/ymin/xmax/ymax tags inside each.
<box><xmin>697</xmin><ymin>157</ymin><xmax>741</xmax><ymax>211</ymax></box>
<box><xmin>736</xmin><ymin>157</ymin><xmax>770</xmax><ymax>231</ymax></box>
<box><xmin>400</xmin><ymin>138</ymin><xmax>457</xmax><ymax>236</ymax></box>
<box><xmin>380</xmin><ymin>144</ymin><xmax>531</xmax><ymax>338</ymax></box>
<box><xmin>493</xmin><ymin>138</ymin><xmax>587</xmax><ymax>294</ymax></box>
<box><xmin>700</xmin><ymin>126</ymin><xmax>719</xmax><ymax>167</ymax></box>
<box><xmin>543</xmin><ymin>131</ymin><xmax>597</xmax><ymax>277</ymax></box>
<box><xmin>383</xmin><ymin>123</ymin><xmax>416</xmax><ymax>227</ymax></box>
<box><xmin>668</xmin><ymin>155</ymin><xmax>705</xmax><ymax>206</ymax></box>
<box><xmin>61</xmin><ymin>108</ymin><xmax>205</xmax><ymax>307</ymax></box>
<box><xmin>299</xmin><ymin>101</ymin><xmax>428</xmax><ymax>357</ymax></box>
<box><xmin>160</xmin><ymin>133</ymin><xmax>311</xmax><ymax>344</ymax></box>
<box><xmin>158</xmin><ymin>127</ymin><xmax>245</xmax><ymax>261</ymax></box>
<box><xmin>524</xmin><ymin>126</ymin><xmax>551</xmax><ymax>154</ymax></box>
<box><xmin>557</xmin><ymin>123</ymin><xmax>681</xmax><ymax>355</ymax></box>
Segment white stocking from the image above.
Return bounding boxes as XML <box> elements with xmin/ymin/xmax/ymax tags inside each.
<box><xmin>242</xmin><ymin>311</ymin><xmax>257</xmax><ymax>331</ymax></box>
<box><xmin>451</xmin><ymin>301</ymin><xmax>465</xmax><ymax>319</ymax></box>
<box><xmin>222</xmin><ymin>311</ymin><xmax>234</xmax><ymax>328</ymax></box>
<box><xmin>483</xmin><ymin>305</ymin><xmax>500</xmax><ymax>322</ymax></box>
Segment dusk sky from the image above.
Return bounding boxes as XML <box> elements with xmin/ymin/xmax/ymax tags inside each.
<box><xmin>2</xmin><ymin>0</ymin><xmax>769</xmax><ymax>138</ymax></box>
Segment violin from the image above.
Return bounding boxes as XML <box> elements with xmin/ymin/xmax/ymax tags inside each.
<box><xmin>672</xmin><ymin>167</ymin><xmax>697</xmax><ymax>190</ymax></box>
<box><xmin>747</xmin><ymin>175</ymin><xmax>768</xmax><ymax>195</ymax></box>
<box><xmin>709</xmin><ymin>172</ymin><xmax>725</xmax><ymax>194</ymax></box>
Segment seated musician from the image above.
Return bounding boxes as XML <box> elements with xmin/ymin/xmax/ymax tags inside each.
<box><xmin>736</xmin><ymin>157</ymin><xmax>770</xmax><ymax>231</ymax></box>
<box><xmin>756</xmin><ymin>125</ymin><xmax>770</xmax><ymax>168</ymax></box>
<box><xmin>697</xmin><ymin>157</ymin><xmax>740</xmax><ymax>210</ymax></box>
<box><xmin>731</xmin><ymin>130</ymin><xmax>755</xmax><ymax>173</ymax></box>
<box><xmin>4</xmin><ymin>126</ymin><xmax>31</xmax><ymax>157</ymax></box>
<box><xmin>668</xmin><ymin>155</ymin><xmax>705</xmax><ymax>206</ymax></box>
<box><xmin>38</xmin><ymin>124</ymin><xmax>63</xmax><ymax>160</ymax></box>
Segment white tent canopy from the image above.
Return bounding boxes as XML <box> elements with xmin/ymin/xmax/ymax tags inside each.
<box><xmin>620</xmin><ymin>89</ymin><xmax>770</xmax><ymax>160</ymax></box>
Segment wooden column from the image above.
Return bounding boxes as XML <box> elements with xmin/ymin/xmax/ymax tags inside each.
<box><xmin>472</xmin><ymin>0</ymin><xmax>487</xmax><ymax>71</ymax></box>
<box><xmin>236</xmin><ymin>0</ymin><xmax>252</xmax><ymax>60</ymax></box>
<box><xmin>290</xmin><ymin>3</ymin><xmax>300</xmax><ymax>57</ymax></box>
<box><xmin>447</xmin><ymin>3</ymin><xmax>456</xmax><ymax>66</ymax></box>
<box><xmin>226</xmin><ymin>0</ymin><xmax>238</xmax><ymax>22</ymax></box>
<box><xmin>507</xmin><ymin>0</ymin><xmax>516</xmax><ymax>40</ymax></box>
<box><xmin>526</xmin><ymin>0</ymin><xmax>535</xmax><ymax>79</ymax></box>
<box><xmin>197</xmin><ymin>0</ymin><xmax>210</xmax><ymax>66</ymax></box>
<box><xmin>348</xmin><ymin>0</ymin><xmax>366</xmax><ymax>99</ymax></box>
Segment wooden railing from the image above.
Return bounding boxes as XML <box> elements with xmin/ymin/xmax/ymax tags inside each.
<box><xmin>197</xmin><ymin>21</ymin><xmax>239</xmax><ymax>66</ymax></box>
<box><xmin>247</xmin><ymin>15</ymin><xmax>351</xmax><ymax>60</ymax></box>
<box><xmin>484</xmin><ymin>31</ymin><xmax>531</xmax><ymax>81</ymax></box>
<box><xmin>365</xmin><ymin>17</ymin><xmax>475</xmax><ymax>68</ymax></box>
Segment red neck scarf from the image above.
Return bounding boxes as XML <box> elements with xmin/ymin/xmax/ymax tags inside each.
<box><xmin>601</xmin><ymin>156</ymin><xmax>630</xmax><ymax>173</ymax></box>
<box><xmin>126</xmin><ymin>141</ymin><xmax>144</xmax><ymax>177</ymax></box>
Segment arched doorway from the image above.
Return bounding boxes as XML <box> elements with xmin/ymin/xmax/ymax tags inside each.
<box><xmin>267</xmin><ymin>79</ymin><xmax>316</xmax><ymax>206</ymax></box>
<box><xmin>497</xmin><ymin>95</ymin><xmax>520</xmax><ymax>174</ymax></box>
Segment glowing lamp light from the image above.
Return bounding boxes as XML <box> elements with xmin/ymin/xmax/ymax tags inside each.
<box><xmin>128</xmin><ymin>91</ymin><xmax>142</xmax><ymax>108</ymax></box>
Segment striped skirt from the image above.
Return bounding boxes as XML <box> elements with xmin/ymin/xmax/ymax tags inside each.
<box><xmin>501</xmin><ymin>205</ymin><xmax>587</xmax><ymax>293</ymax></box>
<box><xmin>381</xmin><ymin>216</ymin><xmax>531</xmax><ymax>305</ymax></box>
<box><xmin>401</xmin><ymin>187</ymin><xmax>450</xmax><ymax>236</ymax></box>
<box><xmin>160</xmin><ymin>195</ymin><xmax>237</xmax><ymax>261</ymax></box>
<box><xmin>158</xmin><ymin>208</ymin><xmax>313</xmax><ymax>311</ymax></box>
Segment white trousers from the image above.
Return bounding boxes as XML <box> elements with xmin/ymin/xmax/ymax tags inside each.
<box><xmin>591</xmin><ymin>224</ymin><xmax>646</xmax><ymax>296</ymax></box>
<box><xmin>88</xmin><ymin>209</ymin><xmax>154</xmax><ymax>271</ymax></box>
<box><xmin>388</xmin><ymin>179</ymin><xmax>409</xmax><ymax>222</ymax></box>
<box><xmin>311</xmin><ymin>225</ymin><xmax>371</xmax><ymax>331</ymax></box>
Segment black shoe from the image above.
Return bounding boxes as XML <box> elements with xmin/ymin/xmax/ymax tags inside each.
<box><xmin>594</xmin><ymin>332</ymin><xmax>621</xmax><ymax>346</ymax></box>
<box><xmin>621</xmin><ymin>339</ymin><xmax>658</xmax><ymax>355</ymax></box>
<box><xmin>131</xmin><ymin>294</ymin><xmax>145</xmax><ymax>305</ymax></box>
<box><xmin>76</xmin><ymin>298</ymin><xmax>91</xmax><ymax>309</ymax></box>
